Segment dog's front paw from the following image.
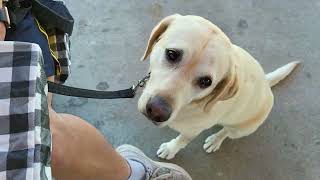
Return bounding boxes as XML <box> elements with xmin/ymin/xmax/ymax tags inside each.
<box><xmin>157</xmin><ymin>141</ymin><xmax>179</xmax><ymax>160</ymax></box>
<box><xmin>203</xmin><ymin>134</ymin><xmax>224</xmax><ymax>153</ymax></box>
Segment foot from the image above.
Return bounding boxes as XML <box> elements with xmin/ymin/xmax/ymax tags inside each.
<box><xmin>203</xmin><ymin>130</ymin><xmax>228</xmax><ymax>153</ymax></box>
<box><xmin>157</xmin><ymin>140</ymin><xmax>181</xmax><ymax>160</ymax></box>
<box><xmin>117</xmin><ymin>144</ymin><xmax>192</xmax><ymax>180</ymax></box>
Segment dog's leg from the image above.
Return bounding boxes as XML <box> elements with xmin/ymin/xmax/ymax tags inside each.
<box><xmin>203</xmin><ymin>128</ymin><xmax>228</xmax><ymax>153</ymax></box>
<box><xmin>157</xmin><ymin>134</ymin><xmax>193</xmax><ymax>159</ymax></box>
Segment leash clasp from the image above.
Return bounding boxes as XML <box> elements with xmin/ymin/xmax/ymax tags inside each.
<box><xmin>132</xmin><ymin>72</ymin><xmax>151</xmax><ymax>92</ymax></box>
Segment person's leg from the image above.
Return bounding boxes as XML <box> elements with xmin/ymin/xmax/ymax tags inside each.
<box><xmin>49</xmin><ymin>108</ymin><xmax>130</xmax><ymax>180</ymax></box>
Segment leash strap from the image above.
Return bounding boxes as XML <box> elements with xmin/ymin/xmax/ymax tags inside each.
<box><xmin>47</xmin><ymin>81</ymin><xmax>135</xmax><ymax>99</ymax></box>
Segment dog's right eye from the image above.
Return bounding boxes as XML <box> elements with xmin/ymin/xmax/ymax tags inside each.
<box><xmin>198</xmin><ymin>76</ymin><xmax>212</xmax><ymax>89</ymax></box>
<box><xmin>165</xmin><ymin>48</ymin><xmax>182</xmax><ymax>63</ymax></box>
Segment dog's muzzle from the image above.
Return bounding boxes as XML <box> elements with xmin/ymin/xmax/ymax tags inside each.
<box><xmin>145</xmin><ymin>96</ymin><xmax>172</xmax><ymax>124</ymax></box>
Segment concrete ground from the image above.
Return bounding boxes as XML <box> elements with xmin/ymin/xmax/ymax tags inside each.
<box><xmin>54</xmin><ymin>0</ymin><xmax>320</xmax><ymax>179</ymax></box>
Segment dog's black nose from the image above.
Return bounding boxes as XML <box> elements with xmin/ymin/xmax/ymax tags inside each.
<box><xmin>146</xmin><ymin>96</ymin><xmax>172</xmax><ymax>123</ymax></box>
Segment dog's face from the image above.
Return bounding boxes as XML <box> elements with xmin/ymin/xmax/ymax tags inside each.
<box><xmin>138</xmin><ymin>15</ymin><xmax>238</xmax><ymax>126</ymax></box>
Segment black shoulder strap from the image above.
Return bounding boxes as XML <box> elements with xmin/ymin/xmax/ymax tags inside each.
<box><xmin>47</xmin><ymin>81</ymin><xmax>135</xmax><ymax>99</ymax></box>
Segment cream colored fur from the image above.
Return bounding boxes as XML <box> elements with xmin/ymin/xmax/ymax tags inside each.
<box><xmin>138</xmin><ymin>14</ymin><xmax>299</xmax><ymax>159</ymax></box>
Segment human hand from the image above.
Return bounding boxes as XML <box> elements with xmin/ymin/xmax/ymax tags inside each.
<box><xmin>0</xmin><ymin>22</ymin><xmax>6</xmax><ymax>40</ymax></box>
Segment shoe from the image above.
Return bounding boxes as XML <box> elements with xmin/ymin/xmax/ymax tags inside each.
<box><xmin>117</xmin><ymin>144</ymin><xmax>192</xmax><ymax>180</ymax></box>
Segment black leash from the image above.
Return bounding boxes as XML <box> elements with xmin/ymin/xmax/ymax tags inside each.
<box><xmin>48</xmin><ymin>73</ymin><xmax>151</xmax><ymax>99</ymax></box>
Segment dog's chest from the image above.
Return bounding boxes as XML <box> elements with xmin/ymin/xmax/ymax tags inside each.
<box><xmin>168</xmin><ymin>107</ymin><xmax>220</xmax><ymax>135</ymax></box>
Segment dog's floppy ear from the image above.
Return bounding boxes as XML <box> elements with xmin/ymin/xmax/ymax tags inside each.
<box><xmin>141</xmin><ymin>14</ymin><xmax>180</xmax><ymax>61</ymax></box>
<box><xmin>203</xmin><ymin>63</ymin><xmax>239</xmax><ymax>112</ymax></box>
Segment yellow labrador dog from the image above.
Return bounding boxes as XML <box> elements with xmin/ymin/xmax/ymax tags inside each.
<box><xmin>138</xmin><ymin>14</ymin><xmax>299</xmax><ymax>159</ymax></box>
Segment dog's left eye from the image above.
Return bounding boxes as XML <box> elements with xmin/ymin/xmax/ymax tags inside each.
<box><xmin>198</xmin><ymin>76</ymin><xmax>212</xmax><ymax>89</ymax></box>
<box><xmin>165</xmin><ymin>48</ymin><xmax>182</xmax><ymax>63</ymax></box>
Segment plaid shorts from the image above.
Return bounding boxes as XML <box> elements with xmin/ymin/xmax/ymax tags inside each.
<box><xmin>0</xmin><ymin>42</ymin><xmax>52</xmax><ymax>179</ymax></box>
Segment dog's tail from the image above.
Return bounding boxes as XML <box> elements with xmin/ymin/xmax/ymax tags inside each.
<box><xmin>266</xmin><ymin>61</ymin><xmax>300</xmax><ymax>87</ymax></box>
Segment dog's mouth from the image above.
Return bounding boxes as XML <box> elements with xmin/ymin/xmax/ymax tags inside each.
<box><xmin>151</xmin><ymin>120</ymin><xmax>164</xmax><ymax>126</ymax></box>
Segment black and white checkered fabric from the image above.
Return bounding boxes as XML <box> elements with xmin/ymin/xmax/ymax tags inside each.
<box><xmin>0</xmin><ymin>42</ymin><xmax>52</xmax><ymax>179</ymax></box>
